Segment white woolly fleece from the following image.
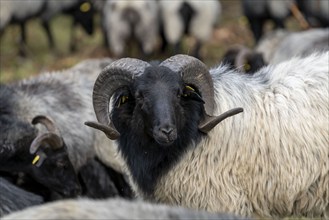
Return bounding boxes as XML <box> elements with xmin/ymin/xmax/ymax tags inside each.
<box><xmin>146</xmin><ymin>52</ymin><xmax>329</xmax><ymax>218</ymax></box>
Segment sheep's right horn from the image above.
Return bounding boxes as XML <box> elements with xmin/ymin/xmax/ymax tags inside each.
<box><xmin>90</xmin><ymin>58</ymin><xmax>150</xmax><ymax>139</ymax></box>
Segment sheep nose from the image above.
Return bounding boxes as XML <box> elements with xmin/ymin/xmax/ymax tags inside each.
<box><xmin>160</xmin><ymin>127</ymin><xmax>173</xmax><ymax>135</ymax></box>
<box><xmin>160</xmin><ymin>126</ymin><xmax>177</xmax><ymax>142</ymax></box>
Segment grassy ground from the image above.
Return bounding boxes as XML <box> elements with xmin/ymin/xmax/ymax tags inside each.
<box><xmin>0</xmin><ymin>1</ymin><xmax>300</xmax><ymax>83</ymax></box>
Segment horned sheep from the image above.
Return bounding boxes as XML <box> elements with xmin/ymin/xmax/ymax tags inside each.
<box><xmin>0</xmin><ymin>58</ymin><xmax>131</xmax><ymax>200</ymax></box>
<box><xmin>86</xmin><ymin>52</ymin><xmax>329</xmax><ymax>218</ymax></box>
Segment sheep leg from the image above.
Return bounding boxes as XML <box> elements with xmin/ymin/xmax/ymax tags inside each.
<box><xmin>69</xmin><ymin>20</ymin><xmax>77</xmax><ymax>52</ymax></box>
<box><xmin>192</xmin><ymin>40</ymin><xmax>202</xmax><ymax>60</ymax></box>
<box><xmin>174</xmin><ymin>41</ymin><xmax>182</xmax><ymax>55</ymax></box>
<box><xmin>41</xmin><ymin>21</ymin><xmax>55</xmax><ymax>50</ymax></box>
<box><xmin>272</xmin><ymin>18</ymin><xmax>285</xmax><ymax>29</ymax></box>
<box><xmin>18</xmin><ymin>23</ymin><xmax>27</xmax><ymax>57</ymax></box>
<box><xmin>248</xmin><ymin>18</ymin><xmax>264</xmax><ymax>43</ymax></box>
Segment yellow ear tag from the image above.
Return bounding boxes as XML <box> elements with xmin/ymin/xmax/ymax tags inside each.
<box><xmin>32</xmin><ymin>155</ymin><xmax>40</xmax><ymax>165</ymax></box>
<box><xmin>80</xmin><ymin>2</ymin><xmax>91</xmax><ymax>12</ymax></box>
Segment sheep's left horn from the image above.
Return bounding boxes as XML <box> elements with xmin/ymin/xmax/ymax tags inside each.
<box><xmin>160</xmin><ymin>54</ymin><xmax>215</xmax><ymax>116</ymax></box>
<box><xmin>91</xmin><ymin>58</ymin><xmax>151</xmax><ymax>139</ymax></box>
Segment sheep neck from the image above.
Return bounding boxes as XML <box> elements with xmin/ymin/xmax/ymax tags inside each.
<box><xmin>118</xmin><ymin>128</ymin><xmax>204</xmax><ymax>197</ymax></box>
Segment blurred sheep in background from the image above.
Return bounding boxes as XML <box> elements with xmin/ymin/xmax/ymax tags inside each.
<box><xmin>221</xmin><ymin>28</ymin><xmax>329</xmax><ymax>73</ymax></box>
<box><xmin>256</xmin><ymin>28</ymin><xmax>329</xmax><ymax>64</ymax></box>
<box><xmin>242</xmin><ymin>0</ymin><xmax>295</xmax><ymax>43</ymax></box>
<box><xmin>101</xmin><ymin>0</ymin><xmax>160</xmax><ymax>58</ymax></box>
<box><xmin>0</xmin><ymin>0</ymin><xmax>95</xmax><ymax>56</ymax></box>
<box><xmin>242</xmin><ymin>0</ymin><xmax>329</xmax><ymax>44</ymax></box>
<box><xmin>296</xmin><ymin>0</ymin><xmax>329</xmax><ymax>27</ymax></box>
<box><xmin>158</xmin><ymin>0</ymin><xmax>221</xmax><ymax>60</ymax></box>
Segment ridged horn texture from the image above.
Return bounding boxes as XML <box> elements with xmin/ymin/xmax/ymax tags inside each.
<box><xmin>32</xmin><ymin>115</ymin><xmax>60</xmax><ymax>136</ymax></box>
<box><xmin>30</xmin><ymin>133</ymin><xmax>64</xmax><ymax>154</ymax></box>
<box><xmin>31</xmin><ymin>115</ymin><xmax>63</xmax><ymax>151</ymax></box>
<box><xmin>91</xmin><ymin>58</ymin><xmax>151</xmax><ymax>139</ymax></box>
<box><xmin>198</xmin><ymin>107</ymin><xmax>244</xmax><ymax>133</ymax></box>
<box><xmin>160</xmin><ymin>54</ymin><xmax>215</xmax><ymax>116</ymax></box>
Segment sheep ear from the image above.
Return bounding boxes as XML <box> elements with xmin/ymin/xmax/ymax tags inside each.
<box><xmin>84</xmin><ymin>121</ymin><xmax>120</xmax><ymax>140</ymax></box>
<box><xmin>32</xmin><ymin>151</ymin><xmax>47</xmax><ymax>167</ymax></box>
<box><xmin>198</xmin><ymin>108</ymin><xmax>243</xmax><ymax>133</ymax></box>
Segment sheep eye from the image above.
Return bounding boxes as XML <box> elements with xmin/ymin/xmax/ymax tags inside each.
<box><xmin>117</xmin><ymin>95</ymin><xmax>129</xmax><ymax>107</ymax></box>
<box><xmin>244</xmin><ymin>63</ymin><xmax>251</xmax><ymax>71</ymax></box>
<box><xmin>56</xmin><ymin>161</ymin><xmax>67</xmax><ymax>169</ymax></box>
<box><xmin>80</xmin><ymin>2</ymin><xmax>91</xmax><ymax>12</ymax></box>
<box><xmin>182</xmin><ymin>85</ymin><xmax>204</xmax><ymax>103</ymax></box>
<box><xmin>182</xmin><ymin>85</ymin><xmax>195</xmax><ymax>97</ymax></box>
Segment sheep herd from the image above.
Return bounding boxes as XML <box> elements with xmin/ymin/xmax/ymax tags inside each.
<box><xmin>0</xmin><ymin>0</ymin><xmax>328</xmax><ymax>219</ymax></box>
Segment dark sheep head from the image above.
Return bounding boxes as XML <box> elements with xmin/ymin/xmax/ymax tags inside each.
<box><xmin>72</xmin><ymin>0</ymin><xmax>95</xmax><ymax>35</ymax></box>
<box><xmin>0</xmin><ymin>114</ymin><xmax>81</xmax><ymax>198</ymax></box>
<box><xmin>85</xmin><ymin>54</ymin><xmax>243</xmax><ymax>144</ymax></box>
<box><xmin>222</xmin><ymin>45</ymin><xmax>267</xmax><ymax>74</ymax></box>
<box><xmin>29</xmin><ymin>115</ymin><xmax>81</xmax><ymax>198</ymax></box>
<box><xmin>85</xmin><ymin>55</ymin><xmax>243</xmax><ymax>194</ymax></box>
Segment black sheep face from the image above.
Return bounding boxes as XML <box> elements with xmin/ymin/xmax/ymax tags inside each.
<box><xmin>111</xmin><ymin>66</ymin><xmax>205</xmax><ymax>147</ymax></box>
<box><xmin>30</xmin><ymin>145</ymin><xmax>81</xmax><ymax>198</ymax></box>
<box><xmin>109</xmin><ymin>66</ymin><xmax>206</xmax><ymax>195</ymax></box>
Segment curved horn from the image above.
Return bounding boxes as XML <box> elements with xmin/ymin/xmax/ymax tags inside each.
<box><xmin>198</xmin><ymin>107</ymin><xmax>243</xmax><ymax>133</ymax></box>
<box><xmin>32</xmin><ymin>115</ymin><xmax>61</xmax><ymax>136</ymax></box>
<box><xmin>30</xmin><ymin>132</ymin><xmax>63</xmax><ymax>154</ymax></box>
<box><xmin>160</xmin><ymin>54</ymin><xmax>215</xmax><ymax>116</ymax></box>
<box><xmin>31</xmin><ymin>115</ymin><xmax>64</xmax><ymax>150</ymax></box>
<box><xmin>87</xmin><ymin>58</ymin><xmax>151</xmax><ymax>139</ymax></box>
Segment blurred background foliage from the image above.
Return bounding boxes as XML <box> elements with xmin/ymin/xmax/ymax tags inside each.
<box><xmin>0</xmin><ymin>0</ymin><xmax>302</xmax><ymax>83</ymax></box>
